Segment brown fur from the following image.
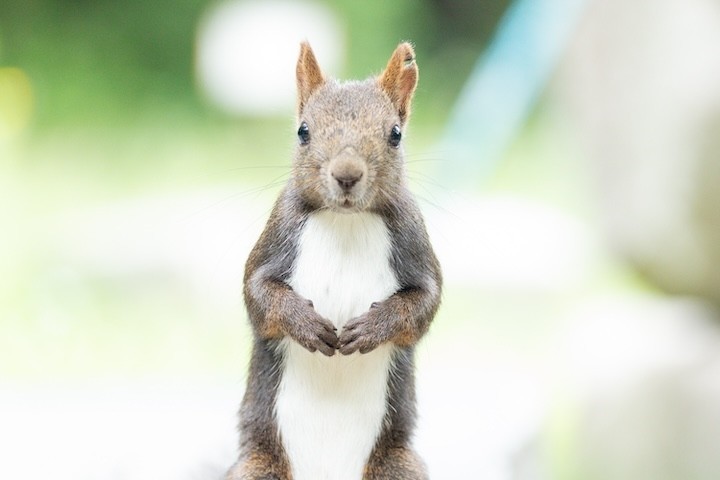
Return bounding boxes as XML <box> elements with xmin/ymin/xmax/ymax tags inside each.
<box><xmin>296</xmin><ymin>41</ymin><xmax>325</xmax><ymax>113</ymax></box>
<box><xmin>378</xmin><ymin>42</ymin><xmax>418</xmax><ymax>124</ymax></box>
<box><xmin>364</xmin><ymin>447</ymin><xmax>429</xmax><ymax>480</ymax></box>
<box><xmin>243</xmin><ymin>191</ymin><xmax>339</xmax><ymax>356</ymax></box>
<box><xmin>226</xmin><ymin>42</ymin><xmax>441</xmax><ymax>480</ymax></box>
<box><xmin>226</xmin><ymin>449</ymin><xmax>291</xmax><ymax>480</ymax></box>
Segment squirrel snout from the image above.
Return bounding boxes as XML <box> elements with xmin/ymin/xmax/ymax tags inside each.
<box><xmin>332</xmin><ymin>171</ymin><xmax>363</xmax><ymax>191</ymax></box>
<box><xmin>329</xmin><ymin>155</ymin><xmax>367</xmax><ymax>194</ymax></box>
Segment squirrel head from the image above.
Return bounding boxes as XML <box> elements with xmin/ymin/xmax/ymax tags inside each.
<box><xmin>292</xmin><ymin>41</ymin><xmax>418</xmax><ymax>213</ymax></box>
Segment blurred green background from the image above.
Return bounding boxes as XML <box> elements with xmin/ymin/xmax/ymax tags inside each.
<box><xmin>1</xmin><ymin>0</ymin><xmax>524</xmax><ymax>381</ymax></box>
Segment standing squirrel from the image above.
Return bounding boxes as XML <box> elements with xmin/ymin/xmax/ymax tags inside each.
<box><xmin>225</xmin><ymin>41</ymin><xmax>442</xmax><ymax>480</ymax></box>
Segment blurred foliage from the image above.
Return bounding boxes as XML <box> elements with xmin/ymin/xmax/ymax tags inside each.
<box><xmin>0</xmin><ymin>0</ymin><xmax>510</xmax><ymax>131</ymax></box>
<box><xmin>0</xmin><ymin>0</ymin><xmax>631</xmax><ymax>383</ymax></box>
<box><xmin>2</xmin><ymin>0</ymin><xmax>588</xmax><ymax>383</ymax></box>
<box><xmin>0</xmin><ymin>0</ymin><xmax>208</xmax><ymax>128</ymax></box>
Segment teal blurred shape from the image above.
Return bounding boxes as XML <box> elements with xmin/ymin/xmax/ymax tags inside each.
<box><xmin>439</xmin><ymin>0</ymin><xmax>589</xmax><ymax>187</ymax></box>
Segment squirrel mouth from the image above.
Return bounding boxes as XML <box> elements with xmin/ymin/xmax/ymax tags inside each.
<box><xmin>330</xmin><ymin>196</ymin><xmax>363</xmax><ymax>212</ymax></box>
<box><xmin>335</xmin><ymin>198</ymin><xmax>357</xmax><ymax>211</ymax></box>
<box><xmin>327</xmin><ymin>189</ymin><xmax>370</xmax><ymax>211</ymax></box>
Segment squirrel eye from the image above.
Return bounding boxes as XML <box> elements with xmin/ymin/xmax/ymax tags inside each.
<box><xmin>298</xmin><ymin>122</ymin><xmax>310</xmax><ymax>145</ymax></box>
<box><xmin>389</xmin><ymin>124</ymin><xmax>402</xmax><ymax>148</ymax></box>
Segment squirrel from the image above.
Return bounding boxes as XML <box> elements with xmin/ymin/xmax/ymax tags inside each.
<box><xmin>225</xmin><ymin>41</ymin><xmax>442</xmax><ymax>480</ymax></box>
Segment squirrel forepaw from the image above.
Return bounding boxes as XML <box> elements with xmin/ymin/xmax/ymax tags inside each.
<box><xmin>284</xmin><ymin>302</ymin><xmax>339</xmax><ymax>356</ymax></box>
<box><xmin>338</xmin><ymin>306</ymin><xmax>393</xmax><ymax>355</ymax></box>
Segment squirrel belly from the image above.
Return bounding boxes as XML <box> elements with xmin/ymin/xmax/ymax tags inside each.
<box><xmin>277</xmin><ymin>210</ymin><xmax>399</xmax><ymax>480</ymax></box>
<box><xmin>288</xmin><ymin>210</ymin><xmax>399</xmax><ymax>330</ymax></box>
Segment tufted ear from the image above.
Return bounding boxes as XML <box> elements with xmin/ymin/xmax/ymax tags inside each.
<box><xmin>296</xmin><ymin>41</ymin><xmax>325</xmax><ymax>114</ymax></box>
<box><xmin>378</xmin><ymin>42</ymin><xmax>418</xmax><ymax>124</ymax></box>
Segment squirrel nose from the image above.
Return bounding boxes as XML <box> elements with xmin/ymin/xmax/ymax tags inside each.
<box><xmin>332</xmin><ymin>171</ymin><xmax>363</xmax><ymax>191</ymax></box>
<box><xmin>329</xmin><ymin>149</ymin><xmax>367</xmax><ymax>194</ymax></box>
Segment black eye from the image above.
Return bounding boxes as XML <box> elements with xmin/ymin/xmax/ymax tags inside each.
<box><xmin>389</xmin><ymin>124</ymin><xmax>402</xmax><ymax>148</ymax></box>
<box><xmin>298</xmin><ymin>122</ymin><xmax>310</xmax><ymax>145</ymax></box>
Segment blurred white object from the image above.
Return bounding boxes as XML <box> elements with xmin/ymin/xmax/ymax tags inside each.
<box><xmin>511</xmin><ymin>296</ymin><xmax>720</xmax><ymax>480</ymax></box>
<box><xmin>195</xmin><ymin>0</ymin><xmax>343</xmax><ymax>115</ymax></box>
<box><xmin>550</xmin><ymin>296</ymin><xmax>720</xmax><ymax>480</ymax></box>
<box><xmin>558</xmin><ymin>0</ymin><xmax>720</xmax><ymax>304</ymax></box>
<box><xmin>0</xmin><ymin>383</ymin><xmax>242</xmax><ymax>480</ymax></box>
<box><xmin>427</xmin><ymin>194</ymin><xmax>598</xmax><ymax>292</ymax></box>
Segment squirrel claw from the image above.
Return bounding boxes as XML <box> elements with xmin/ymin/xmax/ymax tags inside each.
<box><xmin>316</xmin><ymin>342</ymin><xmax>336</xmax><ymax>357</ymax></box>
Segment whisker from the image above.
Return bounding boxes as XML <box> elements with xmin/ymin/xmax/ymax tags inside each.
<box><xmin>406</xmin><ymin>171</ymin><xmax>455</xmax><ymax>192</ymax></box>
<box><xmin>404</xmin><ymin>156</ymin><xmax>447</xmax><ymax>165</ymax></box>
<box><xmin>197</xmin><ymin>165</ymin><xmax>291</xmax><ymax>184</ymax></box>
<box><xmin>208</xmin><ymin>164</ymin><xmax>290</xmax><ymax>175</ymax></box>
<box><xmin>179</xmin><ymin>174</ymin><xmax>290</xmax><ymax>223</ymax></box>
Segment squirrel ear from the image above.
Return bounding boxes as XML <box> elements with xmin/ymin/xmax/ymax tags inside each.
<box><xmin>296</xmin><ymin>41</ymin><xmax>325</xmax><ymax>113</ymax></box>
<box><xmin>378</xmin><ymin>42</ymin><xmax>418</xmax><ymax>124</ymax></box>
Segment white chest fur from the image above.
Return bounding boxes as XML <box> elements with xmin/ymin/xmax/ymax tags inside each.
<box><xmin>277</xmin><ymin>210</ymin><xmax>399</xmax><ymax>480</ymax></box>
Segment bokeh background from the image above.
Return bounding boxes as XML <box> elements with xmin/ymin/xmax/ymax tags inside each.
<box><xmin>2</xmin><ymin>0</ymin><xmax>720</xmax><ymax>479</ymax></box>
